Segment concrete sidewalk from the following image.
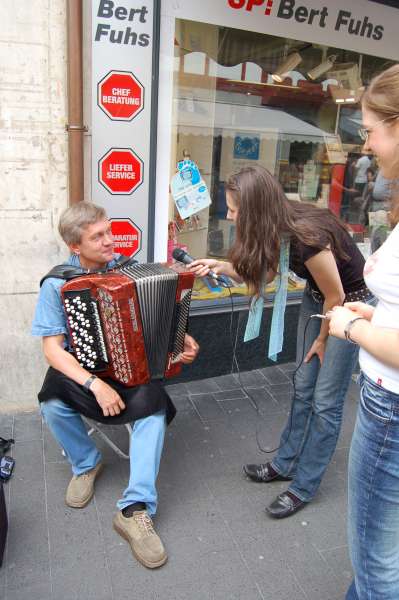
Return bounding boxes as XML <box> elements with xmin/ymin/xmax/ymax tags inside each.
<box><xmin>0</xmin><ymin>364</ymin><xmax>356</xmax><ymax>600</ymax></box>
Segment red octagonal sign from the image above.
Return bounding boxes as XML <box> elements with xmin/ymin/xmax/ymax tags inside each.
<box><xmin>98</xmin><ymin>70</ymin><xmax>144</xmax><ymax>121</ymax></box>
<box><xmin>99</xmin><ymin>148</ymin><xmax>144</xmax><ymax>195</ymax></box>
<box><xmin>111</xmin><ymin>218</ymin><xmax>142</xmax><ymax>257</ymax></box>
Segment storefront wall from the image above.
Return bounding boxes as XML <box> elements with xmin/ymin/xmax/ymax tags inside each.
<box><xmin>153</xmin><ymin>0</ymin><xmax>398</xmax><ymax>381</ymax></box>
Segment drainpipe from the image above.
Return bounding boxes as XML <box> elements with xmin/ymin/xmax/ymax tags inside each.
<box><xmin>66</xmin><ymin>0</ymin><xmax>85</xmax><ymax>204</ymax></box>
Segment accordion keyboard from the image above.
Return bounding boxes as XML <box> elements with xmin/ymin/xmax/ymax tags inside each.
<box><xmin>64</xmin><ymin>289</ymin><xmax>108</xmax><ymax>371</ymax></box>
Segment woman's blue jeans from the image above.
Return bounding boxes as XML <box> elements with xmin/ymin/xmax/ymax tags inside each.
<box><xmin>272</xmin><ymin>287</ymin><xmax>359</xmax><ymax>502</ymax></box>
<box><xmin>346</xmin><ymin>373</ymin><xmax>399</xmax><ymax>600</ymax></box>
<box><xmin>40</xmin><ymin>399</ymin><xmax>166</xmax><ymax>515</ymax></box>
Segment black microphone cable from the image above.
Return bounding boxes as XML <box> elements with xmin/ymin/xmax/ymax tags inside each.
<box><xmin>183</xmin><ymin>255</ymin><xmax>326</xmax><ymax>455</ymax></box>
<box><xmin>223</xmin><ymin>284</ymin><xmax>323</xmax><ymax>455</ymax></box>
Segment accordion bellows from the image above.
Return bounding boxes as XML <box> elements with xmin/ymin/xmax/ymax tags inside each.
<box><xmin>61</xmin><ymin>263</ymin><xmax>194</xmax><ymax>387</ymax></box>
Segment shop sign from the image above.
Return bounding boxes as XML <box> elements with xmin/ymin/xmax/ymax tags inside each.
<box><xmin>227</xmin><ymin>0</ymin><xmax>384</xmax><ymax>40</ymax></box>
<box><xmin>165</xmin><ymin>0</ymin><xmax>397</xmax><ymax>61</ymax></box>
<box><xmin>98</xmin><ymin>70</ymin><xmax>145</xmax><ymax>121</ymax></box>
<box><xmin>98</xmin><ymin>148</ymin><xmax>144</xmax><ymax>195</ymax></box>
<box><xmin>111</xmin><ymin>218</ymin><xmax>142</xmax><ymax>256</ymax></box>
<box><xmin>228</xmin><ymin>0</ymin><xmax>273</xmax><ymax>15</ymax></box>
<box><xmin>92</xmin><ymin>1</ymin><xmax>155</xmax><ymax>261</ymax></box>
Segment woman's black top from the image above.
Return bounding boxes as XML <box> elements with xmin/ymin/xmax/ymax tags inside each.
<box><xmin>289</xmin><ymin>226</ymin><xmax>365</xmax><ymax>295</ymax></box>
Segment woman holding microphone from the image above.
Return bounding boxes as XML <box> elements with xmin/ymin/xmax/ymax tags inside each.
<box><xmin>190</xmin><ymin>163</ymin><xmax>371</xmax><ymax>519</ymax></box>
<box><xmin>329</xmin><ymin>64</ymin><xmax>399</xmax><ymax>600</ymax></box>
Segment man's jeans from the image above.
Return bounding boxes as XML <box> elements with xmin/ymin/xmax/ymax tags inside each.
<box><xmin>41</xmin><ymin>399</ymin><xmax>166</xmax><ymax>515</ymax></box>
<box><xmin>272</xmin><ymin>287</ymin><xmax>359</xmax><ymax>502</ymax></box>
<box><xmin>346</xmin><ymin>373</ymin><xmax>399</xmax><ymax>600</ymax></box>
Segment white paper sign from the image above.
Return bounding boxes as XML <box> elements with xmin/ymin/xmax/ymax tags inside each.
<box><xmin>171</xmin><ymin>160</ymin><xmax>211</xmax><ymax>220</ymax></box>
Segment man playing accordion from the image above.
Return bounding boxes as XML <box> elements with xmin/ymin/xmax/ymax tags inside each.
<box><xmin>32</xmin><ymin>201</ymin><xmax>199</xmax><ymax>569</ymax></box>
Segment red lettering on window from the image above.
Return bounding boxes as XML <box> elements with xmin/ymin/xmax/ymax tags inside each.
<box><xmin>247</xmin><ymin>0</ymin><xmax>266</xmax><ymax>11</ymax></box>
<box><xmin>228</xmin><ymin>0</ymin><xmax>246</xmax><ymax>8</ymax></box>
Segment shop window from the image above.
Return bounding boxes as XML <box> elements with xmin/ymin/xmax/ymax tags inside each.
<box><xmin>169</xmin><ymin>19</ymin><xmax>395</xmax><ymax>303</ymax></box>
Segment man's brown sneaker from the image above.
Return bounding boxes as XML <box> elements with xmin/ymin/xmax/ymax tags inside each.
<box><xmin>113</xmin><ymin>510</ymin><xmax>167</xmax><ymax>569</ymax></box>
<box><xmin>65</xmin><ymin>462</ymin><xmax>103</xmax><ymax>508</ymax></box>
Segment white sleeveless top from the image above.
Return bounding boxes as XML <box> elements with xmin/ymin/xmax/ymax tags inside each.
<box><xmin>360</xmin><ymin>223</ymin><xmax>399</xmax><ymax>393</ymax></box>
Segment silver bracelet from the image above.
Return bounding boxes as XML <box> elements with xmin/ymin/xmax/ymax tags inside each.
<box><xmin>344</xmin><ymin>317</ymin><xmax>365</xmax><ymax>344</ymax></box>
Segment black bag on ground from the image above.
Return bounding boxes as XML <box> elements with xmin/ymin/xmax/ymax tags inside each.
<box><xmin>0</xmin><ymin>436</ymin><xmax>13</xmax><ymax>567</ymax></box>
<box><xmin>0</xmin><ymin>438</ymin><xmax>13</xmax><ymax>456</ymax></box>
<box><xmin>0</xmin><ymin>481</ymin><xmax>7</xmax><ymax>567</ymax></box>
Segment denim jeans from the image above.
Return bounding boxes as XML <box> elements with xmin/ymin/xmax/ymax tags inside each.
<box><xmin>272</xmin><ymin>287</ymin><xmax>359</xmax><ymax>502</ymax></box>
<box><xmin>40</xmin><ymin>399</ymin><xmax>166</xmax><ymax>515</ymax></box>
<box><xmin>346</xmin><ymin>373</ymin><xmax>399</xmax><ymax>600</ymax></box>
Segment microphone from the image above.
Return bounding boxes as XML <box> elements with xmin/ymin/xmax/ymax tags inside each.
<box><xmin>172</xmin><ymin>248</ymin><xmax>232</xmax><ymax>288</ymax></box>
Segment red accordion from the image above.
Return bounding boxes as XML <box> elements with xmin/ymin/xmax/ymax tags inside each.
<box><xmin>61</xmin><ymin>263</ymin><xmax>194</xmax><ymax>387</ymax></box>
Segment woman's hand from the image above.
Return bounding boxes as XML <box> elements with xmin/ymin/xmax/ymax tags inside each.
<box><xmin>188</xmin><ymin>259</ymin><xmax>242</xmax><ymax>282</ymax></box>
<box><xmin>343</xmin><ymin>301</ymin><xmax>374</xmax><ymax>321</ymax></box>
<box><xmin>328</xmin><ymin>306</ymin><xmax>359</xmax><ymax>340</ymax></box>
<box><xmin>304</xmin><ymin>337</ymin><xmax>327</xmax><ymax>364</ymax></box>
<box><xmin>90</xmin><ymin>378</ymin><xmax>126</xmax><ymax>417</ymax></box>
<box><xmin>189</xmin><ymin>258</ymin><xmax>226</xmax><ymax>278</ymax></box>
<box><xmin>180</xmin><ymin>334</ymin><xmax>199</xmax><ymax>364</ymax></box>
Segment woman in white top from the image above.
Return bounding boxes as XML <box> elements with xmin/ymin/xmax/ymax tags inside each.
<box><xmin>329</xmin><ymin>64</ymin><xmax>399</xmax><ymax>600</ymax></box>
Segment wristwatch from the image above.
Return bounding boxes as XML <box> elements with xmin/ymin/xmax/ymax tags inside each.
<box><xmin>83</xmin><ymin>374</ymin><xmax>97</xmax><ymax>391</ymax></box>
<box><xmin>344</xmin><ymin>317</ymin><xmax>365</xmax><ymax>344</ymax></box>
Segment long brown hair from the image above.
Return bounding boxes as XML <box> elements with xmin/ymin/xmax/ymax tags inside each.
<box><xmin>362</xmin><ymin>64</ymin><xmax>399</xmax><ymax>223</ymax></box>
<box><xmin>226</xmin><ymin>166</ymin><xmax>350</xmax><ymax>292</ymax></box>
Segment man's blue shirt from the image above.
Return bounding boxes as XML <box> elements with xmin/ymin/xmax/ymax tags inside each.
<box><xmin>31</xmin><ymin>254</ymin><xmax>121</xmax><ymax>346</ymax></box>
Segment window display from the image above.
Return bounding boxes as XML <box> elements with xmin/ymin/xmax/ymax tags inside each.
<box><xmin>168</xmin><ymin>19</ymin><xmax>395</xmax><ymax>302</ymax></box>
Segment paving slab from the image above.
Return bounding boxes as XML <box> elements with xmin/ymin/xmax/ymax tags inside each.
<box><xmin>0</xmin><ymin>367</ymin><xmax>360</xmax><ymax>600</ymax></box>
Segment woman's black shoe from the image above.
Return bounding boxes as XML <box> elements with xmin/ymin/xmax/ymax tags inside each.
<box><xmin>266</xmin><ymin>492</ymin><xmax>306</xmax><ymax>519</ymax></box>
<box><xmin>243</xmin><ymin>462</ymin><xmax>292</xmax><ymax>483</ymax></box>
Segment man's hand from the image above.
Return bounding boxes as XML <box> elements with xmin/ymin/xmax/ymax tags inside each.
<box><xmin>90</xmin><ymin>378</ymin><xmax>126</xmax><ymax>417</ymax></box>
<box><xmin>180</xmin><ymin>334</ymin><xmax>199</xmax><ymax>364</ymax></box>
